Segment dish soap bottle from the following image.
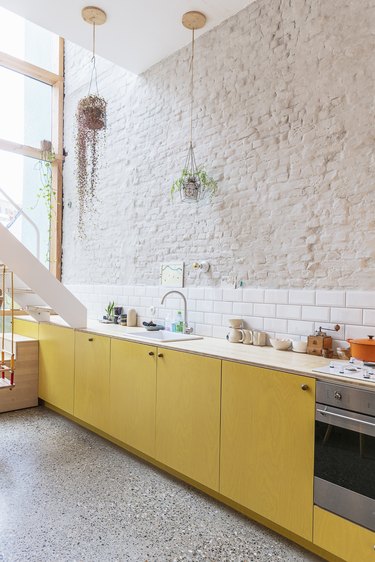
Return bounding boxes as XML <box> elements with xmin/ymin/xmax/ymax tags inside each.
<box><xmin>176</xmin><ymin>311</ymin><xmax>184</xmax><ymax>333</ymax></box>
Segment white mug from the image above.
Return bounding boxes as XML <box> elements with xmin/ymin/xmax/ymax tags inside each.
<box><xmin>252</xmin><ymin>330</ymin><xmax>267</xmax><ymax>346</ymax></box>
<box><xmin>243</xmin><ymin>329</ymin><xmax>253</xmax><ymax>344</ymax></box>
<box><xmin>227</xmin><ymin>328</ymin><xmax>244</xmax><ymax>343</ymax></box>
<box><xmin>228</xmin><ymin>318</ymin><xmax>243</xmax><ymax>329</ymax></box>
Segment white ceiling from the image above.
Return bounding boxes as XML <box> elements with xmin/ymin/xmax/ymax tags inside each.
<box><xmin>0</xmin><ymin>0</ymin><xmax>253</xmax><ymax>74</ymax></box>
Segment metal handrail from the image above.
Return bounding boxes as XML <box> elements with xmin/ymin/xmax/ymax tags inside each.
<box><xmin>0</xmin><ymin>187</ymin><xmax>40</xmax><ymax>259</ymax></box>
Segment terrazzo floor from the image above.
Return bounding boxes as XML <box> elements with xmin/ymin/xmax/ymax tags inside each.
<box><xmin>0</xmin><ymin>407</ymin><xmax>324</xmax><ymax>562</ymax></box>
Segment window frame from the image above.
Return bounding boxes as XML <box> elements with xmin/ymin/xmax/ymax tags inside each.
<box><xmin>0</xmin><ymin>37</ymin><xmax>64</xmax><ymax>280</ymax></box>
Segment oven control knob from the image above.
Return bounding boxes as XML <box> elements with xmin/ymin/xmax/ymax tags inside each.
<box><xmin>334</xmin><ymin>391</ymin><xmax>342</xmax><ymax>400</ymax></box>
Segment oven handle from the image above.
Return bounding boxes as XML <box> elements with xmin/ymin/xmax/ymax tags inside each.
<box><xmin>316</xmin><ymin>406</ymin><xmax>375</xmax><ymax>437</ymax></box>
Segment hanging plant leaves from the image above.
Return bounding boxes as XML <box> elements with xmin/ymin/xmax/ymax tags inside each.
<box><xmin>75</xmin><ymin>94</ymin><xmax>107</xmax><ymax>237</ymax></box>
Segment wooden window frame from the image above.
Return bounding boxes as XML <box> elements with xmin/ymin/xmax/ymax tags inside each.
<box><xmin>0</xmin><ymin>37</ymin><xmax>64</xmax><ymax>280</ymax></box>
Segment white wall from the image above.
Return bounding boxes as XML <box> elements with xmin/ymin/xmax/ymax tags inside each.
<box><xmin>62</xmin><ymin>0</ymin><xmax>375</xmax><ymax>337</ymax></box>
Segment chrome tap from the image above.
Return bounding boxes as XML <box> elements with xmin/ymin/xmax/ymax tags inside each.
<box><xmin>160</xmin><ymin>290</ymin><xmax>193</xmax><ymax>334</ymax></box>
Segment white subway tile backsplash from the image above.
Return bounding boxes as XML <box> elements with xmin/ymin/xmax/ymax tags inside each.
<box><xmin>212</xmin><ymin>326</ymin><xmax>228</xmax><ymax>339</ymax></box>
<box><xmin>276</xmin><ymin>304</ymin><xmax>301</xmax><ymax>320</ymax></box>
<box><xmin>214</xmin><ymin>301</ymin><xmax>233</xmax><ymax>314</ymax></box>
<box><xmin>146</xmin><ymin>286</ymin><xmax>159</xmax><ymax>297</ymax></box>
<box><xmin>188</xmin><ymin>287</ymin><xmax>205</xmax><ymax>300</ymax></box>
<box><xmin>346</xmin><ymin>291</ymin><xmax>375</xmax><ymax>309</ymax></box>
<box><xmin>301</xmin><ymin>306</ymin><xmax>330</xmax><ymax>322</ymax></box>
<box><xmin>253</xmin><ymin>303</ymin><xmax>276</xmax><ymax>318</ymax></box>
<box><xmin>70</xmin><ymin>284</ymin><xmax>375</xmax><ymax>344</ymax></box>
<box><xmin>243</xmin><ymin>316</ymin><xmax>264</xmax><ymax>330</ymax></box>
<box><xmin>195</xmin><ymin>323</ymin><xmax>213</xmax><ymax>337</ymax></box>
<box><xmin>330</xmin><ymin>307</ymin><xmax>363</xmax><ymax>325</ymax></box>
<box><xmin>287</xmin><ymin>320</ymin><xmax>315</xmax><ymax>336</ymax></box>
<box><xmin>189</xmin><ymin>311</ymin><xmax>205</xmax><ymax>323</ymax></box>
<box><xmin>316</xmin><ymin>290</ymin><xmax>345</xmax><ymax>307</ymax></box>
<box><xmin>345</xmin><ymin>325</ymin><xmax>375</xmax><ymax>339</ymax></box>
<box><xmin>233</xmin><ymin>302</ymin><xmax>253</xmax><ymax>315</ymax></box>
<box><xmin>264</xmin><ymin>318</ymin><xmax>288</xmax><ymax>333</ymax></box>
<box><xmin>222</xmin><ymin>288</ymin><xmax>243</xmax><ymax>302</ymax></box>
<box><xmin>264</xmin><ymin>289</ymin><xmax>288</xmax><ymax>304</ymax></box>
<box><xmin>134</xmin><ymin>286</ymin><xmax>146</xmax><ymax>296</ymax></box>
<box><xmin>243</xmin><ymin>289</ymin><xmax>264</xmax><ymax>303</ymax></box>
<box><xmin>196</xmin><ymin>300</ymin><xmax>214</xmax><ymax>312</ymax></box>
<box><xmin>204</xmin><ymin>312</ymin><xmax>222</xmax><ymax>325</ymax></box>
<box><xmin>289</xmin><ymin>290</ymin><xmax>315</xmax><ymax>305</ymax></box>
<box><xmin>204</xmin><ymin>288</ymin><xmax>223</xmax><ymax>301</ymax></box>
<box><xmin>364</xmin><ymin>309</ymin><xmax>375</xmax><ymax>326</ymax></box>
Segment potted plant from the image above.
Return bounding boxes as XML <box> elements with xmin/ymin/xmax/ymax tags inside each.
<box><xmin>171</xmin><ymin>166</ymin><xmax>218</xmax><ymax>202</ymax></box>
<box><xmin>104</xmin><ymin>300</ymin><xmax>115</xmax><ymax>322</ymax></box>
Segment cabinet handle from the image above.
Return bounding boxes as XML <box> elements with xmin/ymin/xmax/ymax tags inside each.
<box><xmin>301</xmin><ymin>384</ymin><xmax>309</xmax><ymax>391</ymax></box>
<box><xmin>88</xmin><ymin>338</ymin><xmax>94</xmax><ymax>342</ymax></box>
<box><xmin>158</xmin><ymin>353</ymin><xmax>164</xmax><ymax>358</ymax></box>
<box><xmin>148</xmin><ymin>351</ymin><xmax>155</xmax><ymax>356</ymax></box>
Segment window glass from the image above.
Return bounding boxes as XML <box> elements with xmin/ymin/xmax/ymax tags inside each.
<box><xmin>0</xmin><ymin>7</ymin><xmax>59</xmax><ymax>73</ymax></box>
<box><xmin>0</xmin><ymin>66</ymin><xmax>52</xmax><ymax>148</ymax></box>
<box><xmin>0</xmin><ymin>149</ymin><xmax>51</xmax><ymax>269</ymax></box>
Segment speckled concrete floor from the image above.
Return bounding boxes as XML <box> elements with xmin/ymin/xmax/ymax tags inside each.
<box><xmin>0</xmin><ymin>407</ymin><xmax>324</xmax><ymax>562</ymax></box>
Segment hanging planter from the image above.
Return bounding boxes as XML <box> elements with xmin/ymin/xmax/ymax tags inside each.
<box><xmin>171</xmin><ymin>143</ymin><xmax>217</xmax><ymax>202</ymax></box>
<box><xmin>75</xmin><ymin>94</ymin><xmax>107</xmax><ymax>236</ymax></box>
<box><xmin>75</xmin><ymin>7</ymin><xmax>107</xmax><ymax>237</ymax></box>
<box><xmin>171</xmin><ymin>12</ymin><xmax>218</xmax><ymax>203</ymax></box>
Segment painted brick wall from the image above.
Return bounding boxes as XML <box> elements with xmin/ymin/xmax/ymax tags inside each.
<box><xmin>62</xmin><ymin>0</ymin><xmax>375</xmax><ymax>291</ymax></box>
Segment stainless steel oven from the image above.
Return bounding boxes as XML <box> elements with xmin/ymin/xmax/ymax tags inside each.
<box><xmin>314</xmin><ymin>380</ymin><xmax>375</xmax><ymax>531</ymax></box>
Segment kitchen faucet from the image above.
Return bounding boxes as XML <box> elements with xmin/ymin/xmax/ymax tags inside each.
<box><xmin>160</xmin><ymin>290</ymin><xmax>193</xmax><ymax>334</ymax></box>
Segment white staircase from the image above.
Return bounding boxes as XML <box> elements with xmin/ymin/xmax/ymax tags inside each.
<box><xmin>0</xmin><ymin>223</ymin><xmax>87</xmax><ymax>328</ymax></box>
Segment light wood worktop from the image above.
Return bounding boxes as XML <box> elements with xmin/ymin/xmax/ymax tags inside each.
<box><xmin>16</xmin><ymin>316</ymin><xmax>375</xmax><ymax>389</ymax></box>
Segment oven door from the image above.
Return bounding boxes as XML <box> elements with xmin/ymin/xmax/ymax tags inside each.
<box><xmin>314</xmin><ymin>403</ymin><xmax>375</xmax><ymax>531</ymax></box>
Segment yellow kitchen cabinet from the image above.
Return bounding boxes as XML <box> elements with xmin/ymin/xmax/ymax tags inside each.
<box><xmin>220</xmin><ymin>361</ymin><xmax>315</xmax><ymax>540</ymax></box>
<box><xmin>155</xmin><ymin>349</ymin><xmax>221</xmax><ymax>490</ymax></box>
<box><xmin>39</xmin><ymin>323</ymin><xmax>75</xmax><ymax>414</ymax></box>
<box><xmin>110</xmin><ymin>339</ymin><xmax>157</xmax><ymax>457</ymax></box>
<box><xmin>314</xmin><ymin>506</ymin><xmax>375</xmax><ymax>562</ymax></box>
<box><xmin>74</xmin><ymin>331</ymin><xmax>110</xmax><ymax>433</ymax></box>
<box><xmin>13</xmin><ymin>318</ymin><xmax>39</xmax><ymax>339</ymax></box>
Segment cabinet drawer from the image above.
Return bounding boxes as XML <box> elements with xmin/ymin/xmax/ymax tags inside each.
<box><xmin>314</xmin><ymin>506</ymin><xmax>375</xmax><ymax>562</ymax></box>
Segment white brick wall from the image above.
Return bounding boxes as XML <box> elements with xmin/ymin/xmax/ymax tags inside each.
<box><xmin>62</xmin><ymin>1</ymin><xmax>375</xmax><ymax>343</ymax></box>
<box><xmin>62</xmin><ymin>0</ymin><xmax>375</xmax><ymax>292</ymax></box>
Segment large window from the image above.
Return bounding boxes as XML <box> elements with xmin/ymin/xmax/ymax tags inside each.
<box><xmin>0</xmin><ymin>7</ymin><xmax>63</xmax><ymax>277</ymax></box>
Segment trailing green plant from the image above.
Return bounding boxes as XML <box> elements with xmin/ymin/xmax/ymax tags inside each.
<box><xmin>32</xmin><ymin>143</ymin><xmax>57</xmax><ymax>263</ymax></box>
<box><xmin>171</xmin><ymin>166</ymin><xmax>218</xmax><ymax>201</ymax></box>
<box><xmin>75</xmin><ymin>94</ymin><xmax>107</xmax><ymax>238</ymax></box>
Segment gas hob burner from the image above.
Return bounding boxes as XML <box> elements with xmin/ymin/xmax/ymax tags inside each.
<box><xmin>313</xmin><ymin>360</ymin><xmax>375</xmax><ymax>382</ymax></box>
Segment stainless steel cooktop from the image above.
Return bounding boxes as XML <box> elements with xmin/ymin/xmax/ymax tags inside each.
<box><xmin>313</xmin><ymin>360</ymin><xmax>375</xmax><ymax>383</ymax></box>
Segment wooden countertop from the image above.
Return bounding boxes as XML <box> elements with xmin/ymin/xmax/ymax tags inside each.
<box><xmin>16</xmin><ymin>316</ymin><xmax>375</xmax><ymax>389</ymax></box>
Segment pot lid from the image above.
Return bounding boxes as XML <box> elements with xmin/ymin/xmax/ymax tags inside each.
<box><xmin>349</xmin><ymin>335</ymin><xmax>375</xmax><ymax>346</ymax></box>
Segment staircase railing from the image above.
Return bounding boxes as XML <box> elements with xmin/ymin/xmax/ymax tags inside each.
<box><xmin>0</xmin><ymin>187</ymin><xmax>40</xmax><ymax>260</ymax></box>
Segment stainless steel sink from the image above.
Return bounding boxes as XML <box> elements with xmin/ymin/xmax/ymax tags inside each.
<box><xmin>134</xmin><ymin>330</ymin><xmax>203</xmax><ymax>343</ymax></box>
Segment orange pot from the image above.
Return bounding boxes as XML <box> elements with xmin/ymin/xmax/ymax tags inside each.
<box><xmin>347</xmin><ymin>336</ymin><xmax>375</xmax><ymax>362</ymax></box>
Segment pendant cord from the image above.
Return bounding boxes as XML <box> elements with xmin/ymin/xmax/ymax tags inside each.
<box><xmin>88</xmin><ymin>22</ymin><xmax>99</xmax><ymax>95</ymax></box>
<box><xmin>189</xmin><ymin>28</ymin><xmax>195</xmax><ymax>147</ymax></box>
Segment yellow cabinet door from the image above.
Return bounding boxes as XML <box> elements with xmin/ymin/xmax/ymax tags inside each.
<box><xmin>13</xmin><ymin>318</ymin><xmax>39</xmax><ymax>339</ymax></box>
<box><xmin>314</xmin><ymin>506</ymin><xmax>375</xmax><ymax>562</ymax></box>
<box><xmin>220</xmin><ymin>361</ymin><xmax>315</xmax><ymax>540</ymax></box>
<box><xmin>110</xmin><ymin>339</ymin><xmax>157</xmax><ymax>457</ymax></box>
<box><xmin>39</xmin><ymin>323</ymin><xmax>75</xmax><ymax>414</ymax></box>
<box><xmin>74</xmin><ymin>332</ymin><xmax>110</xmax><ymax>433</ymax></box>
<box><xmin>155</xmin><ymin>349</ymin><xmax>221</xmax><ymax>491</ymax></box>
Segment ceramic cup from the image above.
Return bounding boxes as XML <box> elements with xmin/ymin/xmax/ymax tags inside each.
<box><xmin>252</xmin><ymin>330</ymin><xmax>267</xmax><ymax>346</ymax></box>
<box><xmin>228</xmin><ymin>318</ymin><xmax>243</xmax><ymax>329</ymax></box>
<box><xmin>227</xmin><ymin>328</ymin><xmax>244</xmax><ymax>343</ymax></box>
<box><xmin>243</xmin><ymin>329</ymin><xmax>253</xmax><ymax>344</ymax></box>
